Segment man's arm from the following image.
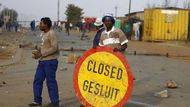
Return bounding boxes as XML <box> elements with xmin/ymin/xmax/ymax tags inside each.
<box><xmin>114</xmin><ymin>43</ymin><xmax>128</xmax><ymax>52</ymax></box>
<box><xmin>114</xmin><ymin>29</ymin><xmax>128</xmax><ymax>52</ymax></box>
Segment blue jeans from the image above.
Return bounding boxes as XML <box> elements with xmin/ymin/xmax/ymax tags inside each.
<box><xmin>33</xmin><ymin>59</ymin><xmax>59</xmax><ymax>104</ymax></box>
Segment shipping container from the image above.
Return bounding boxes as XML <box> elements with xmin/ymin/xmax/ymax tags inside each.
<box><xmin>143</xmin><ymin>8</ymin><xmax>189</xmax><ymax>41</ymax></box>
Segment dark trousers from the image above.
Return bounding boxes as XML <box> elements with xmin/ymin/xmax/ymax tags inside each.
<box><xmin>125</xmin><ymin>32</ymin><xmax>132</xmax><ymax>40</ymax></box>
<box><xmin>33</xmin><ymin>59</ymin><xmax>59</xmax><ymax>104</ymax></box>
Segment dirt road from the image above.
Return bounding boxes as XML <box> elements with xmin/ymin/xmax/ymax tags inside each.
<box><xmin>0</xmin><ymin>30</ymin><xmax>190</xmax><ymax>107</ymax></box>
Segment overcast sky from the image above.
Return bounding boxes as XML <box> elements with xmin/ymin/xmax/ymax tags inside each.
<box><xmin>0</xmin><ymin>0</ymin><xmax>188</xmax><ymax>21</ymax></box>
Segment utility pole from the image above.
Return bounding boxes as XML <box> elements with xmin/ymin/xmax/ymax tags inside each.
<box><xmin>0</xmin><ymin>4</ymin><xmax>2</xmax><ymax>12</ymax></box>
<box><xmin>115</xmin><ymin>5</ymin><xmax>118</xmax><ymax>18</ymax></box>
<box><xmin>128</xmin><ymin>0</ymin><xmax>131</xmax><ymax>19</ymax></box>
<box><xmin>57</xmin><ymin>0</ymin><xmax>60</xmax><ymax>21</ymax></box>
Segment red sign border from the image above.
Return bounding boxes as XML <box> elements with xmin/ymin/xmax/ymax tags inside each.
<box><xmin>73</xmin><ymin>46</ymin><xmax>133</xmax><ymax>107</ymax></box>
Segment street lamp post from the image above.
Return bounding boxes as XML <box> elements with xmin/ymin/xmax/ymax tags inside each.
<box><xmin>128</xmin><ymin>0</ymin><xmax>131</xmax><ymax>19</ymax></box>
<box><xmin>57</xmin><ymin>0</ymin><xmax>60</xmax><ymax>21</ymax></box>
<box><xmin>0</xmin><ymin>4</ymin><xmax>2</xmax><ymax>12</ymax></box>
<box><xmin>115</xmin><ymin>5</ymin><xmax>118</xmax><ymax>18</ymax></box>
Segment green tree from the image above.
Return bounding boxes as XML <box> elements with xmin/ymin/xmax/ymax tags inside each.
<box><xmin>65</xmin><ymin>4</ymin><xmax>84</xmax><ymax>25</ymax></box>
<box><xmin>0</xmin><ymin>8</ymin><xmax>18</xmax><ymax>22</ymax></box>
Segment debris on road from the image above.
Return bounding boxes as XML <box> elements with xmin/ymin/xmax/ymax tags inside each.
<box><xmin>1</xmin><ymin>46</ymin><xmax>6</xmax><ymax>49</ymax></box>
<box><xmin>60</xmin><ymin>67</ymin><xmax>68</xmax><ymax>71</ymax></box>
<box><xmin>0</xmin><ymin>70</ymin><xmax>3</xmax><ymax>74</ymax></box>
<box><xmin>166</xmin><ymin>80</ymin><xmax>178</xmax><ymax>89</ymax></box>
<box><xmin>161</xmin><ymin>68</ymin><xmax>166</xmax><ymax>71</ymax></box>
<box><xmin>0</xmin><ymin>81</ymin><xmax>7</xmax><ymax>87</ymax></box>
<box><xmin>27</xmin><ymin>81</ymin><xmax>30</xmax><ymax>84</ymax></box>
<box><xmin>19</xmin><ymin>42</ymin><xmax>33</xmax><ymax>48</ymax></box>
<box><xmin>154</xmin><ymin>90</ymin><xmax>168</xmax><ymax>98</ymax></box>
<box><xmin>2</xmin><ymin>81</ymin><xmax>7</xmax><ymax>85</ymax></box>
<box><xmin>67</xmin><ymin>54</ymin><xmax>80</xmax><ymax>64</ymax></box>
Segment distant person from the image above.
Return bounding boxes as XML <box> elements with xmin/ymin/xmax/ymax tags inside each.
<box><xmin>93</xmin><ymin>18</ymin><xmax>105</xmax><ymax>48</ymax></box>
<box><xmin>0</xmin><ymin>18</ymin><xmax>4</xmax><ymax>34</ymax></box>
<box><xmin>69</xmin><ymin>23</ymin><xmax>73</xmax><ymax>30</ymax></box>
<box><xmin>57</xmin><ymin>21</ymin><xmax>61</xmax><ymax>32</ymax></box>
<box><xmin>6</xmin><ymin>20</ymin><xmax>11</xmax><ymax>32</ymax></box>
<box><xmin>28</xmin><ymin>17</ymin><xmax>59</xmax><ymax>107</ymax></box>
<box><xmin>14</xmin><ymin>20</ymin><xmax>19</xmax><ymax>32</ymax></box>
<box><xmin>78</xmin><ymin>22</ymin><xmax>83</xmax><ymax>32</ymax></box>
<box><xmin>123</xmin><ymin>21</ymin><xmax>132</xmax><ymax>40</ymax></box>
<box><xmin>99</xmin><ymin>15</ymin><xmax>128</xmax><ymax>54</ymax></box>
<box><xmin>133</xmin><ymin>21</ymin><xmax>141</xmax><ymax>40</ymax></box>
<box><xmin>60</xmin><ymin>21</ymin><xmax>64</xmax><ymax>31</ymax></box>
<box><xmin>65</xmin><ymin>21</ymin><xmax>70</xmax><ymax>36</ymax></box>
<box><xmin>139</xmin><ymin>21</ymin><xmax>143</xmax><ymax>41</ymax></box>
<box><xmin>53</xmin><ymin>21</ymin><xmax>57</xmax><ymax>29</ymax></box>
<box><xmin>80</xmin><ymin>21</ymin><xmax>86</xmax><ymax>40</ymax></box>
<box><xmin>30</xmin><ymin>20</ymin><xmax>36</xmax><ymax>32</ymax></box>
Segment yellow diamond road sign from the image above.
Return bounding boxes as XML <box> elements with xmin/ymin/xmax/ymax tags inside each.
<box><xmin>74</xmin><ymin>46</ymin><xmax>133</xmax><ymax>107</ymax></box>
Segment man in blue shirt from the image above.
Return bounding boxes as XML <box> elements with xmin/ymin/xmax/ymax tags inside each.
<box><xmin>93</xmin><ymin>18</ymin><xmax>105</xmax><ymax>48</ymax></box>
<box><xmin>14</xmin><ymin>20</ymin><xmax>19</xmax><ymax>32</ymax></box>
<box><xmin>30</xmin><ymin>20</ymin><xmax>36</xmax><ymax>32</ymax></box>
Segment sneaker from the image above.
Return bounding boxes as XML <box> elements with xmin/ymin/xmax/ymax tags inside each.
<box><xmin>46</xmin><ymin>103</ymin><xmax>59</xmax><ymax>107</ymax></box>
<box><xmin>28</xmin><ymin>102</ymin><xmax>41</xmax><ymax>107</ymax></box>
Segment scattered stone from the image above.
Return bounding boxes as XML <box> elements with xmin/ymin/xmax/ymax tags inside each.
<box><xmin>27</xmin><ymin>81</ymin><xmax>30</xmax><ymax>84</ymax></box>
<box><xmin>0</xmin><ymin>70</ymin><xmax>3</xmax><ymax>74</ymax></box>
<box><xmin>19</xmin><ymin>42</ymin><xmax>33</xmax><ymax>48</ymax></box>
<box><xmin>1</xmin><ymin>46</ymin><xmax>6</xmax><ymax>49</ymax></box>
<box><xmin>0</xmin><ymin>84</ymin><xmax>2</xmax><ymax>87</ymax></box>
<box><xmin>2</xmin><ymin>81</ymin><xmax>6</xmax><ymax>84</ymax></box>
<box><xmin>60</xmin><ymin>67</ymin><xmax>68</xmax><ymax>71</ymax></box>
<box><xmin>5</xmin><ymin>91</ymin><xmax>9</xmax><ymax>94</ymax></box>
<box><xmin>166</xmin><ymin>80</ymin><xmax>178</xmax><ymax>89</ymax></box>
<box><xmin>161</xmin><ymin>68</ymin><xmax>166</xmax><ymax>71</ymax></box>
<box><xmin>67</xmin><ymin>54</ymin><xmax>80</xmax><ymax>64</ymax></box>
<box><xmin>154</xmin><ymin>90</ymin><xmax>168</xmax><ymax>98</ymax></box>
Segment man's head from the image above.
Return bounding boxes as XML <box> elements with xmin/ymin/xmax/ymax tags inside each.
<box><xmin>40</xmin><ymin>17</ymin><xmax>52</xmax><ymax>31</ymax></box>
<box><xmin>102</xmin><ymin>15</ymin><xmax>115</xmax><ymax>29</ymax></box>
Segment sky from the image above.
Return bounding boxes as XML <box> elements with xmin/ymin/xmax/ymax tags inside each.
<box><xmin>0</xmin><ymin>0</ymin><xmax>188</xmax><ymax>21</ymax></box>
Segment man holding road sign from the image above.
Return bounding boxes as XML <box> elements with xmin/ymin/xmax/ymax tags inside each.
<box><xmin>74</xmin><ymin>15</ymin><xmax>132</xmax><ymax>107</ymax></box>
<box><xmin>99</xmin><ymin>15</ymin><xmax>128</xmax><ymax>53</ymax></box>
